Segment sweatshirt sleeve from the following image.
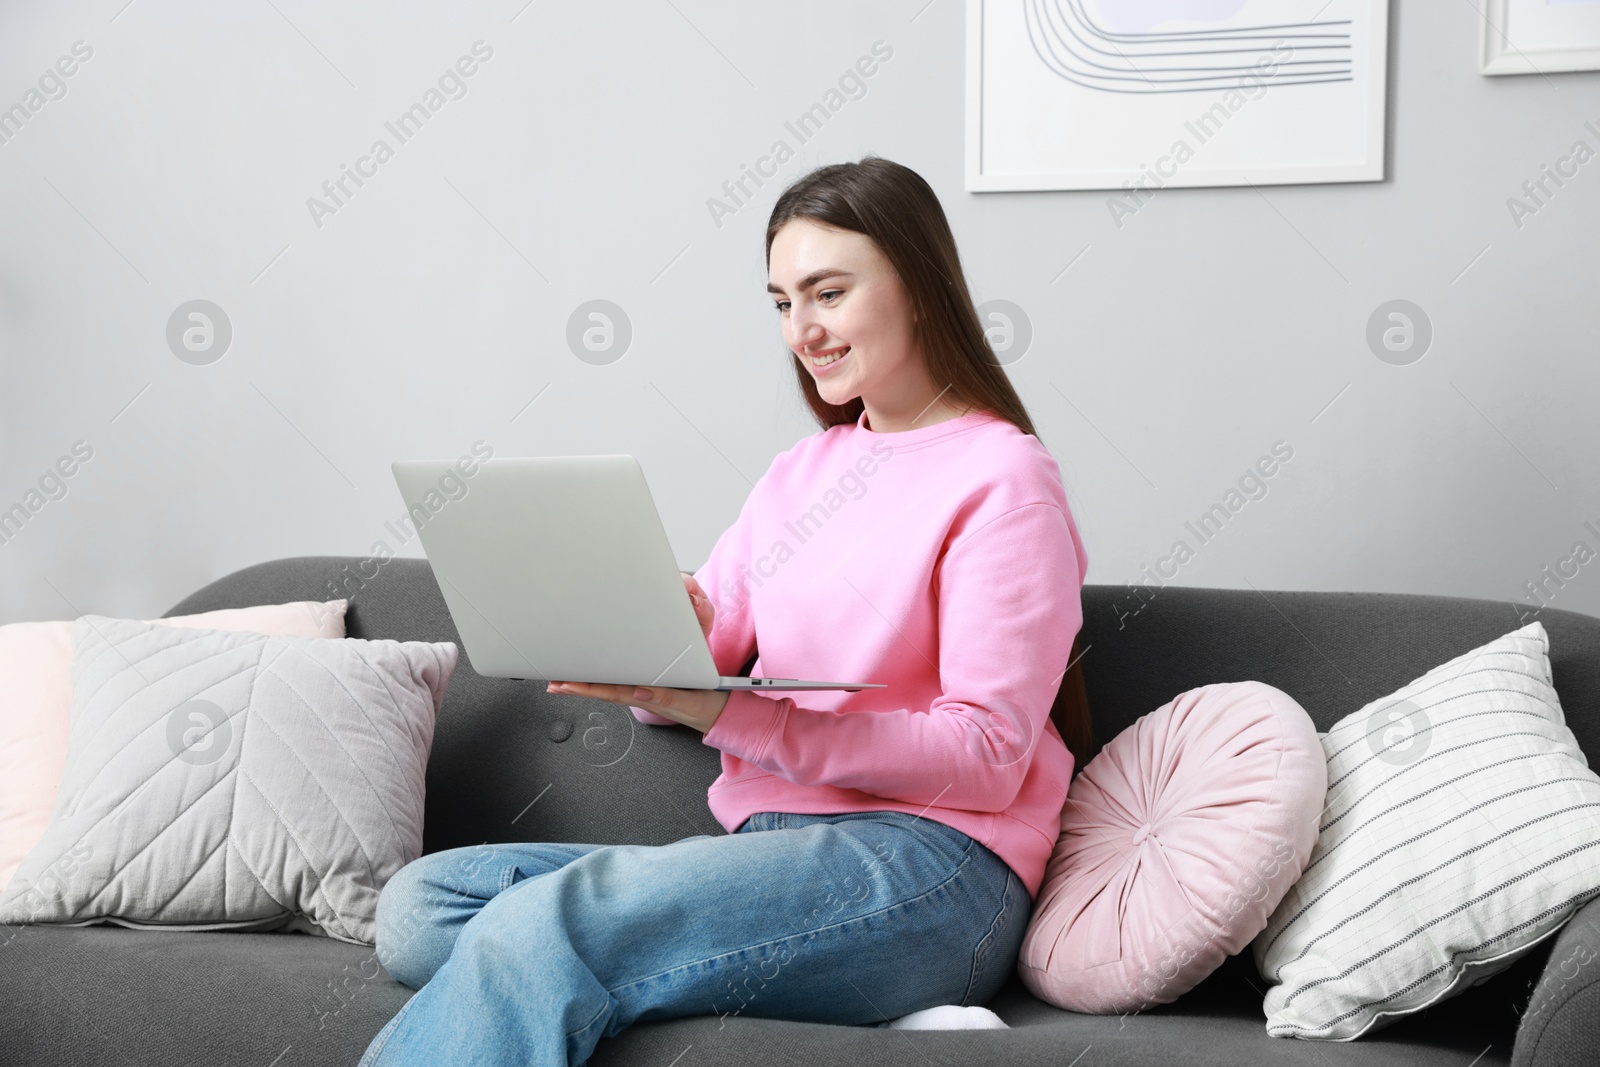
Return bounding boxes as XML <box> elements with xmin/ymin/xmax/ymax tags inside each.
<box><xmin>698</xmin><ymin>501</ymin><xmax>1083</xmax><ymax>811</ymax></box>
<box><xmin>630</xmin><ymin>489</ymin><xmax>762</xmax><ymax>726</ymax></box>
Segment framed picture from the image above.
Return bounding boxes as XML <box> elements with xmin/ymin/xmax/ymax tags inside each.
<box><xmin>1481</xmin><ymin>0</ymin><xmax>1600</xmax><ymax>75</ymax></box>
<box><xmin>964</xmin><ymin>0</ymin><xmax>1390</xmax><ymax>192</ymax></box>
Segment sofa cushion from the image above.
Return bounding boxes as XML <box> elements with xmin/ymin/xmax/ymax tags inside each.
<box><xmin>1019</xmin><ymin>680</ymin><xmax>1325</xmax><ymax>1013</ymax></box>
<box><xmin>0</xmin><ymin>924</ymin><xmax>1524</xmax><ymax>1067</ymax></box>
<box><xmin>0</xmin><ymin>924</ymin><xmax>410</xmax><ymax>1066</ymax></box>
<box><xmin>0</xmin><ymin>616</ymin><xmax>457</xmax><ymax>944</ymax></box>
<box><xmin>1255</xmin><ymin>620</ymin><xmax>1600</xmax><ymax>1040</ymax></box>
<box><xmin>0</xmin><ymin>599</ymin><xmax>347</xmax><ymax>893</ymax></box>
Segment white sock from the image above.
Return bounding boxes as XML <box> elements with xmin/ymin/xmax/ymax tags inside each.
<box><xmin>886</xmin><ymin>1004</ymin><xmax>1010</xmax><ymax>1030</ymax></box>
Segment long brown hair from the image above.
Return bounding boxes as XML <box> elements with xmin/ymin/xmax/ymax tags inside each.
<box><xmin>764</xmin><ymin>156</ymin><xmax>1093</xmax><ymax>773</ymax></box>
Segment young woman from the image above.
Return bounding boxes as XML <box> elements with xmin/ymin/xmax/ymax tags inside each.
<box><xmin>358</xmin><ymin>156</ymin><xmax>1092</xmax><ymax>1067</ymax></box>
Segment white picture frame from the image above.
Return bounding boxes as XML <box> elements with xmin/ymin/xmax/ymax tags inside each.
<box><xmin>1480</xmin><ymin>0</ymin><xmax>1600</xmax><ymax>76</ymax></box>
<box><xmin>964</xmin><ymin>0</ymin><xmax>1390</xmax><ymax>192</ymax></box>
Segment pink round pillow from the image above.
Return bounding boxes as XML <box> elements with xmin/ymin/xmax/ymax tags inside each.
<box><xmin>1018</xmin><ymin>680</ymin><xmax>1326</xmax><ymax>1014</ymax></box>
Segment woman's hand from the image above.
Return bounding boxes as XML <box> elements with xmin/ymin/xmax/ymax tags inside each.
<box><xmin>544</xmin><ymin>572</ymin><xmax>728</xmax><ymax>732</ymax></box>
<box><xmin>682</xmin><ymin>570</ymin><xmax>714</xmax><ymax>639</ymax></box>
<box><xmin>545</xmin><ymin>680</ymin><xmax>730</xmax><ymax>734</ymax></box>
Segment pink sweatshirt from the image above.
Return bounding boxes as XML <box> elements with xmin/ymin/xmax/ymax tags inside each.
<box><xmin>631</xmin><ymin>407</ymin><xmax>1088</xmax><ymax>899</ymax></box>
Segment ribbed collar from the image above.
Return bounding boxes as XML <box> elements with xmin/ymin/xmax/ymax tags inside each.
<box><xmin>851</xmin><ymin>406</ymin><xmax>1004</xmax><ymax>451</ymax></box>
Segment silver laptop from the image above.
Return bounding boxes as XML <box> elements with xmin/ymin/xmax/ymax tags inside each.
<box><xmin>391</xmin><ymin>455</ymin><xmax>885</xmax><ymax>692</ymax></box>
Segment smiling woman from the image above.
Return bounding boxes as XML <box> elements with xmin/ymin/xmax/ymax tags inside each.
<box><xmin>360</xmin><ymin>156</ymin><xmax>1092</xmax><ymax>1067</ymax></box>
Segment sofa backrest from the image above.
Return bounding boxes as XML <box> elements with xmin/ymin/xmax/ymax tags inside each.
<box><xmin>163</xmin><ymin>556</ymin><xmax>1600</xmax><ymax>855</ymax></box>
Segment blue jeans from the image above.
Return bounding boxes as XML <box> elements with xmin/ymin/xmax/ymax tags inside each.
<box><xmin>357</xmin><ymin>810</ymin><xmax>1030</xmax><ymax>1066</ymax></box>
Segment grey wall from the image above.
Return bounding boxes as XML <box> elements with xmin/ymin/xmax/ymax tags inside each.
<box><xmin>1</xmin><ymin>1</ymin><xmax>1597</xmax><ymax>639</ymax></box>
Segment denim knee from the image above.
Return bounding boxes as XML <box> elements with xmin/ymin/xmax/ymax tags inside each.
<box><xmin>374</xmin><ymin>857</ymin><xmax>447</xmax><ymax>990</ymax></box>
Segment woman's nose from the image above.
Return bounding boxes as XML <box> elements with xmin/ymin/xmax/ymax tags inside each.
<box><xmin>787</xmin><ymin>305</ymin><xmax>823</xmax><ymax>347</ymax></box>
<box><xmin>791</xmin><ymin>319</ymin><xmax>826</xmax><ymax>353</ymax></box>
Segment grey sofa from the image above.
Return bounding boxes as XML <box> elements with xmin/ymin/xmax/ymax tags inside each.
<box><xmin>4</xmin><ymin>555</ymin><xmax>1598</xmax><ymax>1066</ymax></box>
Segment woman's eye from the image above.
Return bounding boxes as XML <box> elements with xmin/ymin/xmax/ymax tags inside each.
<box><xmin>772</xmin><ymin>291</ymin><xmax>839</xmax><ymax>312</ymax></box>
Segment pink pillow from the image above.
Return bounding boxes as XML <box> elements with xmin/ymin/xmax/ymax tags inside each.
<box><xmin>1018</xmin><ymin>680</ymin><xmax>1326</xmax><ymax>1014</ymax></box>
<box><xmin>0</xmin><ymin>599</ymin><xmax>348</xmax><ymax>893</ymax></box>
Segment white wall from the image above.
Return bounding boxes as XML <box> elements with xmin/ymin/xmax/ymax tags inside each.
<box><xmin>1</xmin><ymin>0</ymin><xmax>1596</xmax><ymax>631</ymax></box>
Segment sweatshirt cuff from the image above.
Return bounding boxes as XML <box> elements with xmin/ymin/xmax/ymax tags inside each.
<box><xmin>702</xmin><ymin>688</ymin><xmax>784</xmax><ymax>762</ymax></box>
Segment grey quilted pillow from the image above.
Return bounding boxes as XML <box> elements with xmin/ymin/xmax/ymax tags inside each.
<box><xmin>0</xmin><ymin>615</ymin><xmax>458</xmax><ymax>945</ymax></box>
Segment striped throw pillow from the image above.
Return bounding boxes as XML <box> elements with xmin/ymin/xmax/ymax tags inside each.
<box><xmin>1253</xmin><ymin>620</ymin><xmax>1600</xmax><ymax>1040</ymax></box>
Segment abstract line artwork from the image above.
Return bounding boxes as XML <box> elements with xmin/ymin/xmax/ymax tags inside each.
<box><xmin>1024</xmin><ymin>0</ymin><xmax>1352</xmax><ymax>94</ymax></box>
<box><xmin>966</xmin><ymin>0</ymin><xmax>1390</xmax><ymax>192</ymax></box>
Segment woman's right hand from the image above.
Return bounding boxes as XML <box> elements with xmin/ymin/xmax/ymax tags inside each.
<box><xmin>681</xmin><ymin>571</ymin><xmax>714</xmax><ymax>640</ymax></box>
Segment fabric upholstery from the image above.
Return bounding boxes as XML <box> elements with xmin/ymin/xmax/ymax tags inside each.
<box><xmin>0</xmin><ymin>926</ymin><xmax>1527</xmax><ymax>1067</ymax></box>
<box><xmin>0</xmin><ymin>616</ymin><xmax>456</xmax><ymax>944</ymax></box>
<box><xmin>1021</xmin><ymin>680</ymin><xmax>1325</xmax><ymax>1013</ymax></box>
<box><xmin>1513</xmin><ymin>893</ymin><xmax>1600</xmax><ymax>1066</ymax></box>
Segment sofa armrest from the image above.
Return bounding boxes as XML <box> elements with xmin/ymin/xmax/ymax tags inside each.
<box><xmin>1513</xmin><ymin>894</ymin><xmax>1600</xmax><ymax>1067</ymax></box>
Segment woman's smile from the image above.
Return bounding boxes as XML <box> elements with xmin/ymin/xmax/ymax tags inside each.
<box><xmin>808</xmin><ymin>345</ymin><xmax>851</xmax><ymax>375</ymax></box>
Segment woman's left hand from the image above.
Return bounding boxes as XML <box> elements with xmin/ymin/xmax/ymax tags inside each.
<box><xmin>545</xmin><ymin>681</ymin><xmax>730</xmax><ymax>735</ymax></box>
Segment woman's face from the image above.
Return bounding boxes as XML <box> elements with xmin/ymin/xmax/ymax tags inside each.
<box><xmin>767</xmin><ymin>218</ymin><xmax>922</xmax><ymax>410</ymax></box>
